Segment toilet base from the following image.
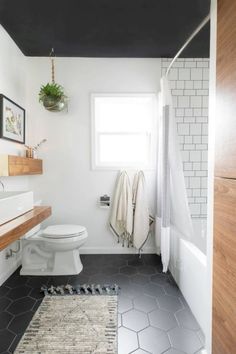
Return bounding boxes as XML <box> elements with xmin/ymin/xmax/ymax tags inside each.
<box><xmin>20</xmin><ymin>249</ymin><xmax>83</xmax><ymax>276</ymax></box>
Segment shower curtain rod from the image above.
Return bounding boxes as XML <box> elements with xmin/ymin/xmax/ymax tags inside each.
<box><xmin>166</xmin><ymin>14</ymin><xmax>210</xmax><ymax>76</ymax></box>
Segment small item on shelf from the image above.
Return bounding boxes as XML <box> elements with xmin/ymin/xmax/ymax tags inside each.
<box><xmin>25</xmin><ymin>147</ymin><xmax>35</xmax><ymax>158</ymax></box>
<box><xmin>25</xmin><ymin>139</ymin><xmax>47</xmax><ymax>159</ymax></box>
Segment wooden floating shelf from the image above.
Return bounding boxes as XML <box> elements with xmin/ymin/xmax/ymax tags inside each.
<box><xmin>0</xmin><ymin>206</ymin><xmax>52</xmax><ymax>250</ymax></box>
<box><xmin>0</xmin><ymin>155</ymin><xmax>43</xmax><ymax>176</ymax></box>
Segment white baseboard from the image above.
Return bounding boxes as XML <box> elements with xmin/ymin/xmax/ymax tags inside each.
<box><xmin>80</xmin><ymin>246</ymin><xmax>157</xmax><ymax>254</ymax></box>
<box><xmin>0</xmin><ymin>258</ymin><xmax>22</xmax><ymax>287</ymax></box>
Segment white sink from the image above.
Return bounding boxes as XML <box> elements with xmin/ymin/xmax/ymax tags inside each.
<box><xmin>0</xmin><ymin>191</ymin><xmax>34</xmax><ymax>225</ymax></box>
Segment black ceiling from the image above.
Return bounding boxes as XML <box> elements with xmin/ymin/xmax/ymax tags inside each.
<box><xmin>0</xmin><ymin>0</ymin><xmax>210</xmax><ymax>58</ymax></box>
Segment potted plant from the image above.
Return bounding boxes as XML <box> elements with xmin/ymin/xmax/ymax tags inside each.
<box><xmin>39</xmin><ymin>49</ymin><xmax>68</xmax><ymax>112</ymax></box>
<box><xmin>39</xmin><ymin>83</ymin><xmax>67</xmax><ymax>112</ymax></box>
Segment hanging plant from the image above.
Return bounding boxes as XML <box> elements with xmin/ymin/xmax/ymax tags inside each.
<box><xmin>39</xmin><ymin>49</ymin><xmax>68</xmax><ymax>112</ymax></box>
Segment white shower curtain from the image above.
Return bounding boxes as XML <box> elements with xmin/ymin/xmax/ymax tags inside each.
<box><xmin>156</xmin><ymin>76</ymin><xmax>193</xmax><ymax>272</ymax></box>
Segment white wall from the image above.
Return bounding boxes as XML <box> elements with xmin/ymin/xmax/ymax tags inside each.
<box><xmin>0</xmin><ymin>25</ymin><xmax>28</xmax><ymax>285</ymax></box>
<box><xmin>27</xmin><ymin>57</ymin><xmax>161</xmax><ymax>253</ymax></box>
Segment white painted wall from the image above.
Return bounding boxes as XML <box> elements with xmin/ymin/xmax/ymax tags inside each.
<box><xmin>161</xmin><ymin>58</ymin><xmax>209</xmax><ymax>218</ymax></box>
<box><xmin>0</xmin><ymin>25</ymin><xmax>28</xmax><ymax>285</ymax></box>
<box><xmin>26</xmin><ymin>57</ymin><xmax>161</xmax><ymax>253</ymax></box>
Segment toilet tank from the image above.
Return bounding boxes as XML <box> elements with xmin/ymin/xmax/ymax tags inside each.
<box><xmin>23</xmin><ymin>224</ymin><xmax>41</xmax><ymax>239</ymax></box>
<box><xmin>22</xmin><ymin>199</ymin><xmax>43</xmax><ymax>239</ymax></box>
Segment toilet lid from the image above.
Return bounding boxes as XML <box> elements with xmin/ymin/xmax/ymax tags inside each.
<box><xmin>42</xmin><ymin>224</ymin><xmax>86</xmax><ymax>239</ymax></box>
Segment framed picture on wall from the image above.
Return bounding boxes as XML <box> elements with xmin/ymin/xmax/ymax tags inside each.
<box><xmin>0</xmin><ymin>94</ymin><xmax>25</xmax><ymax>144</ymax></box>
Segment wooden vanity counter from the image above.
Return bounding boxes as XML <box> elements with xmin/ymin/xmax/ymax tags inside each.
<box><xmin>0</xmin><ymin>206</ymin><xmax>51</xmax><ymax>250</ymax></box>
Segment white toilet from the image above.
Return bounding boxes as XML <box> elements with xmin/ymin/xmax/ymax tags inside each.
<box><xmin>20</xmin><ymin>224</ymin><xmax>88</xmax><ymax>276</ymax></box>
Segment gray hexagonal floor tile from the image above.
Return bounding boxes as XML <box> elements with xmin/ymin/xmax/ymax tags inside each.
<box><xmin>0</xmin><ymin>311</ymin><xmax>13</xmax><ymax>330</ymax></box>
<box><xmin>168</xmin><ymin>327</ymin><xmax>203</xmax><ymax>354</ymax></box>
<box><xmin>139</xmin><ymin>326</ymin><xmax>170</xmax><ymax>354</ymax></box>
<box><xmin>163</xmin><ymin>349</ymin><xmax>186</xmax><ymax>354</ymax></box>
<box><xmin>4</xmin><ymin>275</ymin><xmax>28</xmax><ymax>288</ymax></box>
<box><xmin>157</xmin><ymin>294</ymin><xmax>183</xmax><ymax>313</ymax></box>
<box><xmin>194</xmin><ymin>350</ymin><xmax>207</xmax><ymax>354</ymax></box>
<box><xmin>123</xmin><ymin>309</ymin><xmax>149</xmax><ymax>332</ymax></box>
<box><xmin>89</xmin><ymin>274</ymin><xmax>111</xmax><ymax>284</ymax></box>
<box><xmin>131</xmin><ymin>274</ymin><xmax>150</xmax><ymax>285</ymax></box>
<box><xmin>197</xmin><ymin>329</ymin><xmax>205</xmax><ymax>345</ymax></box>
<box><xmin>120</xmin><ymin>282</ymin><xmax>145</xmax><ymax>299</ymax></box>
<box><xmin>27</xmin><ymin>276</ymin><xmax>49</xmax><ymax>288</ymax></box>
<box><xmin>0</xmin><ymin>297</ymin><xmax>12</xmax><ymax>312</ymax></box>
<box><xmin>29</xmin><ymin>287</ymin><xmax>44</xmax><ymax>300</ymax></box>
<box><xmin>118</xmin><ymin>327</ymin><xmax>138</xmax><ymax>354</ymax></box>
<box><xmin>179</xmin><ymin>294</ymin><xmax>189</xmax><ymax>309</ymax></box>
<box><xmin>164</xmin><ymin>283</ymin><xmax>182</xmax><ymax>297</ymax></box>
<box><xmin>138</xmin><ymin>265</ymin><xmax>157</xmax><ymax>275</ymax></box>
<box><xmin>120</xmin><ymin>266</ymin><xmax>138</xmax><ymax>276</ymax></box>
<box><xmin>149</xmin><ymin>309</ymin><xmax>178</xmax><ymax>331</ymax></box>
<box><xmin>100</xmin><ymin>266</ymin><xmax>119</xmax><ymax>275</ymax></box>
<box><xmin>8</xmin><ymin>311</ymin><xmax>34</xmax><ymax>334</ymax></box>
<box><xmin>0</xmin><ymin>286</ymin><xmax>10</xmax><ymax>298</ymax></box>
<box><xmin>0</xmin><ymin>329</ymin><xmax>16</xmax><ymax>352</ymax></box>
<box><xmin>150</xmin><ymin>274</ymin><xmax>170</xmax><ymax>286</ymax></box>
<box><xmin>143</xmin><ymin>283</ymin><xmax>165</xmax><ymax>297</ymax></box>
<box><xmin>8</xmin><ymin>285</ymin><xmax>32</xmax><ymax>300</ymax></box>
<box><xmin>7</xmin><ymin>296</ymin><xmax>35</xmax><ymax>315</ymax></box>
<box><xmin>110</xmin><ymin>274</ymin><xmax>130</xmax><ymax>286</ymax></box>
<box><xmin>133</xmin><ymin>294</ymin><xmax>158</xmax><ymax>313</ymax></box>
<box><xmin>118</xmin><ymin>295</ymin><xmax>133</xmax><ymax>313</ymax></box>
<box><xmin>0</xmin><ymin>255</ymin><xmax>205</xmax><ymax>354</ymax></box>
<box><xmin>8</xmin><ymin>333</ymin><xmax>22</xmax><ymax>353</ymax></box>
<box><xmin>82</xmin><ymin>266</ymin><xmax>102</xmax><ymax>276</ymax></box>
<box><xmin>176</xmin><ymin>308</ymin><xmax>200</xmax><ymax>330</ymax></box>
<box><xmin>128</xmin><ymin>258</ymin><xmax>145</xmax><ymax>267</ymax></box>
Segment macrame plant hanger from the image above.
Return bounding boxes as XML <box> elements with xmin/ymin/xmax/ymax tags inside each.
<box><xmin>39</xmin><ymin>47</ymin><xmax>67</xmax><ymax>112</ymax></box>
<box><xmin>50</xmin><ymin>48</ymin><xmax>55</xmax><ymax>84</ymax></box>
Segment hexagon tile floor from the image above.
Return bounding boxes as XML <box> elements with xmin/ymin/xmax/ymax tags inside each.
<box><xmin>0</xmin><ymin>254</ymin><xmax>205</xmax><ymax>354</ymax></box>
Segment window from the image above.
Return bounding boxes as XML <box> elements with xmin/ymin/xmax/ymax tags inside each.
<box><xmin>91</xmin><ymin>94</ymin><xmax>157</xmax><ymax>169</ymax></box>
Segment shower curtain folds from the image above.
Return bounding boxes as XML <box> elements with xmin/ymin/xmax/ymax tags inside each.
<box><xmin>156</xmin><ymin>77</ymin><xmax>193</xmax><ymax>272</ymax></box>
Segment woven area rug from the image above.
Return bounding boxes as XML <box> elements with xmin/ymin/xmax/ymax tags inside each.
<box><xmin>14</xmin><ymin>295</ymin><xmax>118</xmax><ymax>354</ymax></box>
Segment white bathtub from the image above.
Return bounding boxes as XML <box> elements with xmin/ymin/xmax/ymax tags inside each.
<box><xmin>169</xmin><ymin>218</ymin><xmax>207</xmax><ymax>335</ymax></box>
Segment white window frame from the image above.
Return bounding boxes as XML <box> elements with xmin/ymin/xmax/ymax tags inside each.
<box><xmin>91</xmin><ymin>93</ymin><xmax>157</xmax><ymax>170</ymax></box>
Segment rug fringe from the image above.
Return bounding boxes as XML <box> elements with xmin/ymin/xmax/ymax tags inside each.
<box><xmin>41</xmin><ymin>284</ymin><xmax>120</xmax><ymax>296</ymax></box>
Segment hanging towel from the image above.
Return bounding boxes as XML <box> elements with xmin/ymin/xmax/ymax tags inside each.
<box><xmin>109</xmin><ymin>171</ymin><xmax>133</xmax><ymax>245</ymax></box>
<box><xmin>133</xmin><ymin>171</ymin><xmax>150</xmax><ymax>250</ymax></box>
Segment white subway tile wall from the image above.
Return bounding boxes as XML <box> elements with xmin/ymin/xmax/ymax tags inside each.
<box><xmin>161</xmin><ymin>58</ymin><xmax>209</xmax><ymax>218</ymax></box>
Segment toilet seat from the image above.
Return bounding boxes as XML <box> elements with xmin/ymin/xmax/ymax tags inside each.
<box><xmin>42</xmin><ymin>224</ymin><xmax>86</xmax><ymax>239</ymax></box>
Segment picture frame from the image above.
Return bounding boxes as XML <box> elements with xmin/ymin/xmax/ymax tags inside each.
<box><xmin>0</xmin><ymin>94</ymin><xmax>25</xmax><ymax>144</ymax></box>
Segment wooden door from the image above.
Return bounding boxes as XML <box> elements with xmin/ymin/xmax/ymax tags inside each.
<box><xmin>215</xmin><ymin>0</ymin><xmax>236</xmax><ymax>178</ymax></box>
<box><xmin>213</xmin><ymin>178</ymin><xmax>236</xmax><ymax>354</ymax></box>
<box><xmin>213</xmin><ymin>1</ymin><xmax>236</xmax><ymax>353</ymax></box>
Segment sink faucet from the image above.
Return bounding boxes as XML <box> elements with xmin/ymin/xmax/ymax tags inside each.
<box><xmin>0</xmin><ymin>180</ymin><xmax>5</xmax><ymax>191</ymax></box>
